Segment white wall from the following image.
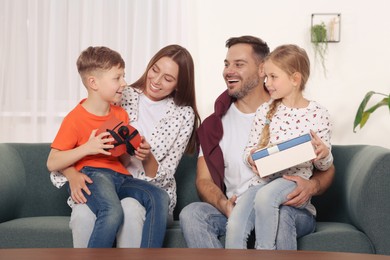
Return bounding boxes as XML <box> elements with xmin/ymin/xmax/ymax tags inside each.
<box><xmin>186</xmin><ymin>0</ymin><xmax>390</xmax><ymax>149</ymax></box>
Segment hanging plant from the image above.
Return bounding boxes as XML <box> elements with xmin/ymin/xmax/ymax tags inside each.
<box><xmin>353</xmin><ymin>91</ymin><xmax>390</xmax><ymax>132</ymax></box>
<box><xmin>311</xmin><ymin>22</ymin><xmax>328</xmax><ymax>76</ymax></box>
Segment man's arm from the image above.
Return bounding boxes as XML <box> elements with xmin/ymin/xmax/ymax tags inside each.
<box><xmin>196</xmin><ymin>156</ymin><xmax>237</xmax><ymax>217</ymax></box>
<box><xmin>283</xmin><ymin>164</ymin><xmax>335</xmax><ymax>207</ymax></box>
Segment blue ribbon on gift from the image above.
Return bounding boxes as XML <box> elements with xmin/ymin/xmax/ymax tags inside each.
<box><xmin>251</xmin><ymin>133</ymin><xmax>312</xmax><ymax>161</ymax></box>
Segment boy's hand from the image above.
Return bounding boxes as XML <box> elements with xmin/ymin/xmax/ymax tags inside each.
<box><xmin>310</xmin><ymin>130</ymin><xmax>329</xmax><ymax>161</ymax></box>
<box><xmin>66</xmin><ymin>170</ymin><xmax>93</xmax><ymax>204</ymax></box>
<box><xmin>134</xmin><ymin>136</ymin><xmax>151</xmax><ymax>161</ymax></box>
<box><xmin>84</xmin><ymin>129</ymin><xmax>115</xmax><ymax>156</ymax></box>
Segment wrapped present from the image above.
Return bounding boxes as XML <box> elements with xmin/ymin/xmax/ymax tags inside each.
<box><xmin>251</xmin><ymin>133</ymin><xmax>316</xmax><ymax>178</ymax></box>
<box><xmin>97</xmin><ymin>116</ymin><xmax>141</xmax><ymax>157</ymax></box>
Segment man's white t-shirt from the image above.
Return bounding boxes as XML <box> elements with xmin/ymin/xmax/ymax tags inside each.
<box><xmin>199</xmin><ymin>103</ymin><xmax>255</xmax><ymax>200</ymax></box>
<box><xmin>220</xmin><ymin>103</ymin><xmax>256</xmax><ymax>200</ymax></box>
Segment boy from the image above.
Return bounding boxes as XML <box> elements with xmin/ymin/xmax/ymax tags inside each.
<box><xmin>47</xmin><ymin>46</ymin><xmax>168</xmax><ymax>248</ymax></box>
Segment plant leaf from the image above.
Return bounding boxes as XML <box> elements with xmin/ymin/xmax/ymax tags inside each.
<box><xmin>353</xmin><ymin>91</ymin><xmax>375</xmax><ymax>132</ymax></box>
<box><xmin>359</xmin><ymin>111</ymin><xmax>371</xmax><ymax>128</ymax></box>
<box><xmin>364</xmin><ymin>97</ymin><xmax>388</xmax><ymax>114</ymax></box>
<box><xmin>388</xmin><ymin>96</ymin><xmax>390</xmax><ymax>111</ymax></box>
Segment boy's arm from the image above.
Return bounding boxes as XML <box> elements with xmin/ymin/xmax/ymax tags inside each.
<box><xmin>47</xmin><ymin>129</ymin><xmax>114</xmax><ymax>172</ymax></box>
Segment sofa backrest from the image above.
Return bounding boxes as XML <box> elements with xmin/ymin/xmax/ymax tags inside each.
<box><xmin>0</xmin><ymin>143</ymin><xmax>71</xmax><ymax>222</ymax></box>
<box><xmin>173</xmin><ymin>152</ymin><xmax>200</xmax><ymax>220</ymax></box>
<box><xmin>0</xmin><ymin>142</ymin><xmax>200</xmax><ymax>222</ymax></box>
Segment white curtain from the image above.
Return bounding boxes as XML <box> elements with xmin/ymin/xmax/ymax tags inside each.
<box><xmin>0</xmin><ymin>0</ymin><xmax>189</xmax><ymax>142</ymax></box>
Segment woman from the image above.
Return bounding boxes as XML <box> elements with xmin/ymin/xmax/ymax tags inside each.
<box><xmin>51</xmin><ymin>44</ymin><xmax>200</xmax><ymax>247</ymax></box>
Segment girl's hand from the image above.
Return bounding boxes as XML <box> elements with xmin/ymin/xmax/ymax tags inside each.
<box><xmin>248</xmin><ymin>149</ymin><xmax>259</xmax><ymax>174</ymax></box>
<box><xmin>310</xmin><ymin>130</ymin><xmax>329</xmax><ymax>161</ymax></box>
<box><xmin>135</xmin><ymin>136</ymin><xmax>151</xmax><ymax>161</ymax></box>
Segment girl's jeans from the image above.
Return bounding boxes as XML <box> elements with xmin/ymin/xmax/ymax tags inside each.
<box><xmin>70</xmin><ymin>167</ymin><xmax>169</xmax><ymax>248</ymax></box>
<box><xmin>180</xmin><ymin>201</ymin><xmax>315</xmax><ymax>249</ymax></box>
<box><xmin>225</xmin><ymin>178</ymin><xmax>310</xmax><ymax>249</ymax></box>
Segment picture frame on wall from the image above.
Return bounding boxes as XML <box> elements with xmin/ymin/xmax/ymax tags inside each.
<box><xmin>311</xmin><ymin>13</ymin><xmax>341</xmax><ymax>42</ymax></box>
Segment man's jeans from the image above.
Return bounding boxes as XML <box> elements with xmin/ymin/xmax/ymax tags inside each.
<box><xmin>179</xmin><ymin>201</ymin><xmax>315</xmax><ymax>249</ymax></box>
<box><xmin>73</xmin><ymin>167</ymin><xmax>169</xmax><ymax>248</ymax></box>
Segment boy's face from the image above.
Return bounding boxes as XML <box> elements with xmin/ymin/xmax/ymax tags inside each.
<box><xmin>94</xmin><ymin>65</ymin><xmax>127</xmax><ymax>104</ymax></box>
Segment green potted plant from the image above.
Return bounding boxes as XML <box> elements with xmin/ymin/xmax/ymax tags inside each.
<box><xmin>311</xmin><ymin>22</ymin><xmax>328</xmax><ymax>75</ymax></box>
<box><xmin>353</xmin><ymin>91</ymin><xmax>390</xmax><ymax>132</ymax></box>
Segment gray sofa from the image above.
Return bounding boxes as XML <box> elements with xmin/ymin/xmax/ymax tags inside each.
<box><xmin>0</xmin><ymin>143</ymin><xmax>390</xmax><ymax>255</ymax></box>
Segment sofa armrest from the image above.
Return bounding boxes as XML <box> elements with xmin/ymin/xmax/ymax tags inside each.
<box><xmin>0</xmin><ymin>144</ymin><xmax>26</xmax><ymax>223</ymax></box>
<box><xmin>342</xmin><ymin>145</ymin><xmax>390</xmax><ymax>255</ymax></box>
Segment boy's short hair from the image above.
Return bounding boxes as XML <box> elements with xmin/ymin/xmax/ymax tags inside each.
<box><xmin>76</xmin><ymin>46</ymin><xmax>125</xmax><ymax>81</ymax></box>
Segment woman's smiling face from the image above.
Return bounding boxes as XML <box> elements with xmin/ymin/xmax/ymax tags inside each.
<box><xmin>144</xmin><ymin>56</ymin><xmax>179</xmax><ymax>101</ymax></box>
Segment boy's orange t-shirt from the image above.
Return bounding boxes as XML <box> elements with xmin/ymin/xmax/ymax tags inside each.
<box><xmin>51</xmin><ymin>99</ymin><xmax>130</xmax><ymax>175</ymax></box>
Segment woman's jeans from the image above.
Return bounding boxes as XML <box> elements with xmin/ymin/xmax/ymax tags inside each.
<box><xmin>225</xmin><ymin>178</ymin><xmax>308</xmax><ymax>249</ymax></box>
<box><xmin>71</xmin><ymin>167</ymin><xmax>169</xmax><ymax>248</ymax></box>
<box><xmin>71</xmin><ymin>198</ymin><xmax>146</xmax><ymax>248</ymax></box>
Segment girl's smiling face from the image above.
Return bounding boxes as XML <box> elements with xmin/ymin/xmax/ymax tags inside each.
<box><xmin>263</xmin><ymin>60</ymin><xmax>296</xmax><ymax>100</ymax></box>
<box><xmin>144</xmin><ymin>57</ymin><xmax>179</xmax><ymax>101</ymax></box>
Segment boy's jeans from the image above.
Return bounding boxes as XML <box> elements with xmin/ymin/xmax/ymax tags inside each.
<box><xmin>74</xmin><ymin>167</ymin><xmax>169</xmax><ymax>248</ymax></box>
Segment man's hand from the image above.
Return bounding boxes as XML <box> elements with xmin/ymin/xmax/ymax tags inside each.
<box><xmin>283</xmin><ymin>175</ymin><xmax>318</xmax><ymax>207</ymax></box>
<box><xmin>64</xmin><ymin>169</ymin><xmax>93</xmax><ymax>204</ymax></box>
<box><xmin>223</xmin><ymin>195</ymin><xmax>237</xmax><ymax>218</ymax></box>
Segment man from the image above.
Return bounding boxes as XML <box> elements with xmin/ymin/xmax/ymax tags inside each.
<box><xmin>179</xmin><ymin>36</ymin><xmax>334</xmax><ymax>249</ymax></box>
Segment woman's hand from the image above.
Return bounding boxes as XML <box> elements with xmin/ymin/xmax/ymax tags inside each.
<box><xmin>135</xmin><ymin>136</ymin><xmax>151</xmax><ymax>161</ymax></box>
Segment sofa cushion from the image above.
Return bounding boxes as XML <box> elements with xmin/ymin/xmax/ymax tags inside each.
<box><xmin>0</xmin><ymin>216</ymin><xmax>72</xmax><ymax>248</ymax></box>
<box><xmin>298</xmin><ymin>222</ymin><xmax>374</xmax><ymax>253</ymax></box>
<box><xmin>163</xmin><ymin>221</ymin><xmax>187</xmax><ymax>248</ymax></box>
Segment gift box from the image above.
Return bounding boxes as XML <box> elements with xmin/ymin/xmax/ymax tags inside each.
<box><xmin>251</xmin><ymin>133</ymin><xmax>316</xmax><ymax>178</ymax></box>
<box><xmin>97</xmin><ymin>116</ymin><xmax>141</xmax><ymax>157</ymax></box>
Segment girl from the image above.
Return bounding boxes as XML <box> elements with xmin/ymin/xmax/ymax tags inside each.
<box><xmin>225</xmin><ymin>44</ymin><xmax>333</xmax><ymax>250</ymax></box>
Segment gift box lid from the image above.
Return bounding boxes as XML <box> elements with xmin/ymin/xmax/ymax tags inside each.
<box><xmin>251</xmin><ymin>133</ymin><xmax>312</xmax><ymax>161</ymax></box>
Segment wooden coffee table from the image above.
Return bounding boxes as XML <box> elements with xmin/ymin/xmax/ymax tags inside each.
<box><xmin>1</xmin><ymin>248</ymin><xmax>389</xmax><ymax>260</ymax></box>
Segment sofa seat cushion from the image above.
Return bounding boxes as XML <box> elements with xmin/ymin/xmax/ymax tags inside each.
<box><xmin>163</xmin><ymin>220</ymin><xmax>187</xmax><ymax>248</ymax></box>
<box><xmin>298</xmin><ymin>222</ymin><xmax>375</xmax><ymax>253</ymax></box>
<box><xmin>0</xmin><ymin>216</ymin><xmax>72</xmax><ymax>248</ymax></box>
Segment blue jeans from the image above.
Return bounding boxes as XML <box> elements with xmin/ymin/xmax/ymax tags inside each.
<box><xmin>226</xmin><ymin>178</ymin><xmax>302</xmax><ymax>249</ymax></box>
<box><xmin>179</xmin><ymin>199</ymin><xmax>315</xmax><ymax>249</ymax></box>
<box><xmin>74</xmin><ymin>167</ymin><xmax>169</xmax><ymax>248</ymax></box>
